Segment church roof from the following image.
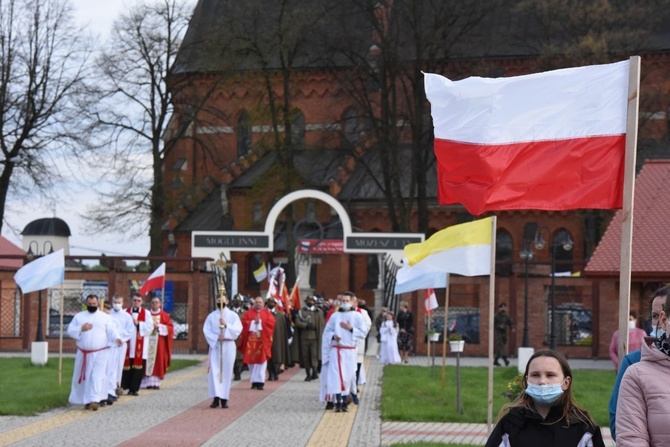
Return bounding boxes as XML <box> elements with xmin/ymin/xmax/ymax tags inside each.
<box><xmin>173</xmin><ymin>0</ymin><xmax>670</xmax><ymax>76</ymax></box>
<box><xmin>21</xmin><ymin>218</ymin><xmax>71</xmax><ymax>237</ymax></box>
<box><xmin>585</xmin><ymin>160</ymin><xmax>670</xmax><ymax>277</ymax></box>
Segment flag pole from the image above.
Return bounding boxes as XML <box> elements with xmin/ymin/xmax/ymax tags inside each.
<box><xmin>487</xmin><ymin>215</ymin><xmax>498</xmax><ymax>431</ymax></box>
<box><xmin>58</xmin><ymin>283</ymin><xmax>64</xmax><ymax>385</ymax></box>
<box><xmin>617</xmin><ymin>55</ymin><xmax>641</xmax><ymax>370</ymax></box>
<box><xmin>441</xmin><ymin>274</ymin><xmax>450</xmax><ymax>389</ymax></box>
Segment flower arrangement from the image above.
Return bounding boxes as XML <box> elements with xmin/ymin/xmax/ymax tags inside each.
<box><xmin>502</xmin><ymin>373</ymin><xmax>525</xmax><ymax>402</ymax></box>
<box><xmin>448</xmin><ymin>332</ymin><xmax>463</xmax><ymax>341</ymax></box>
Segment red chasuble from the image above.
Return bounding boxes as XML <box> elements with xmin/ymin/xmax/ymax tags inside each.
<box><xmin>148</xmin><ymin>309</ymin><xmax>174</xmax><ymax>378</ymax></box>
<box><xmin>238</xmin><ymin>308</ymin><xmax>275</xmax><ymax>364</ymax></box>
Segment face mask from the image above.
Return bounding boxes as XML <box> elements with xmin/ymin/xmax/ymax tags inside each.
<box><xmin>112</xmin><ymin>303</ymin><xmax>122</xmax><ymax>311</ymax></box>
<box><xmin>628</xmin><ymin>320</ymin><xmax>636</xmax><ymax>330</ymax></box>
<box><xmin>650</xmin><ymin>325</ymin><xmax>666</xmax><ymax>339</ymax></box>
<box><xmin>87</xmin><ymin>306</ymin><xmax>98</xmax><ymax>313</ymax></box>
<box><xmin>340</xmin><ymin>303</ymin><xmax>352</xmax><ymax>311</ymax></box>
<box><xmin>525</xmin><ymin>381</ymin><xmax>565</xmax><ymax>406</ymax></box>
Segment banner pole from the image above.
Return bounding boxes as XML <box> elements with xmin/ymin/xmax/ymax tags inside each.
<box><xmin>487</xmin><ymin>215</ymin><xmax>498</xmax><ymax>431</ymax></box>
<box><xmin>441</xmin><ymin>274</ymin><xmax>450</xmax><ymax>389</ymax></box>
<box><xmin>59</xmin><ymin>283</ymin><xmax>64</xmax><ymax>385</ymax></box>
<box><xmin>617</xmin><ymin>56</ymin><xmax>640</xmax><ymax>370</ymax></box>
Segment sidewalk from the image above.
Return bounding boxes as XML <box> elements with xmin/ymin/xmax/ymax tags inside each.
<box><xmin>0</xmin><ymin>352</ymin><xmax>615</xmax><ymax>447</ymax></box>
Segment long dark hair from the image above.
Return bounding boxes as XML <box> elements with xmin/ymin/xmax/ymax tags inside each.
<box><xmin>496</xmin><ymin>349</ymin><xmax>597</xmax><ymax>428</ymax></box>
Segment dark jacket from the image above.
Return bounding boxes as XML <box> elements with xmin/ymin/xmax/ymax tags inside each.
<box><xmin>485</xmin><ymin>405</ymin><xmax>605</xmax><ymax>447</ymax></box>
<box><xmin>397</xmin><ymin>310</ymin><xmax>413</xmax><ymax>332</ymax></box>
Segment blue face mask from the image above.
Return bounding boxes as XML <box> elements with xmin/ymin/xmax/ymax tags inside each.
<box><xmin>525</xmin><ymin>381</ymin><xmax>565</xmax><ymax>406</ymax></box>
<box><xmin>650</xmin><ymin>325</ymin><xmax>665</xmax><ymax>339</ymax></box>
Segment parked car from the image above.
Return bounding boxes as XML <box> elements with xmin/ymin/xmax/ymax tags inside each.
<box><xmin>173</xmin><ymin>318</ymin><xmax>188</xmax><ymax>340</ymax></box>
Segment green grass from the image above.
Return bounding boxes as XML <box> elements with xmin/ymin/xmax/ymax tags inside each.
<box><xmin>381</xmin><ymin>365</ymin><xmax>614</xmax><ymax>427</ymax></box>
<box><xmin>0</xmin><ymin>357</ymin><xmax>202</xmax><ymax>415</ymax></box>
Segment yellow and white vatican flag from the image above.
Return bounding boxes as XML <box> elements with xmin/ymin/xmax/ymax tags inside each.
<box><xmin>403</xmin><ymin>217</ymin><xmax>493</xmax><ymax>276</ymax></box>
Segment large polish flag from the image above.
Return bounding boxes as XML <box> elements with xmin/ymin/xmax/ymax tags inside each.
<box><xmin>424</xmin><ymin>60</ymin><xmax>629</xmax><ymax>215</ymax></box>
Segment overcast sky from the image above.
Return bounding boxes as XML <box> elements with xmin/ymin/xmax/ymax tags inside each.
<box><xmin>3</xmin><ymin>1</ymin><xmax>143</xmax><ymax>258</ymax></box>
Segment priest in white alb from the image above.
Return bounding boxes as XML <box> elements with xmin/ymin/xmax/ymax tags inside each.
<box><xmin>105</xmin><ymin>295</ymin><xmax>135</xmax><ymax>404</ymax></box>
<box><xmin>203</xmin><ymin>293</ymin><xmax>242</xmax><ymax>408</ymax></box>
<box><xmin>323</xmin><ymin>293</ymin><xmax>366</xmax><ymax>413</ymax></box>
<box><xmin>68</xmin><ymin>294</ymin><xmax>121</xmax><ymax>411</ymax></box>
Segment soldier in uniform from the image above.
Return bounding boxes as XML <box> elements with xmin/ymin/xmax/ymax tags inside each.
<box><xmin>294</xmin><ymin>295</ymin><xmax>325</xmax><ymax>381</ymax></box>
<box><xmin>494</xmin><ymin>302</ymin><xmax>515</xmax><ymax>366</ymax></box>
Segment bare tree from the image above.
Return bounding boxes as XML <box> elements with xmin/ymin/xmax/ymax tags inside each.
<box><xmin>84</xmin><ymin>0</ymin><xmax>193</xmax><ymax>256</ymax></box>
<box><xmin>322</xmin><ymin>0</ymin><xmax>501</xmax><ymax>231</ymax></box>
<box><xmin>0</xmin><ymin>0</ymin><xmax>90</xmax><ymax>232</ymax></box>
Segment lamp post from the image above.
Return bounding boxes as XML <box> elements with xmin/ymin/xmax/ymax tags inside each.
<box><xmin>519</xmin><ymin>244</ymin><xmax>534</xmax><ymax>348</ymax></box>
<box><xmin>27</xmin><ymin>240</ymin><xmax>54</xmax><ymax>342</ymax></box>
<box><xmin>534</xmin><ymin>230</ymin><xmax>573</xmax><ymax>350</ymax></box>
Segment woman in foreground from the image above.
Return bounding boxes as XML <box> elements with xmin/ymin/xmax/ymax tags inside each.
<box><xmin>485</xmin><ymin>349</ymin><xmax>604</xmax><ymax>447</ymax></box>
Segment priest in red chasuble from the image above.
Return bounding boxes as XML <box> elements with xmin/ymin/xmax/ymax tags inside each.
<box><xmin>238</xmin><ymin>296</ymin><xmax>275</xmax><ymax>390</ymax></box>
<box><xmin>142</xmin><ymin>296</ymin><xmax>174</xmax><ymax>390</ymax></box>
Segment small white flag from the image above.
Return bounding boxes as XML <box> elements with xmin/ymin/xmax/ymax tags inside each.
<box><xmin>14</xmin><ymin>249</ymin><xmax>65</xmax><ymax>294</ymax></box>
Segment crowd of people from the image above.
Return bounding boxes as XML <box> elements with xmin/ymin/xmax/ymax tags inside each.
<box><xmin>65</xmin><ymin>281</ymin><xmax>670</xmax><ymax>446</ymax></box>
<box><xmin>67</xmin><ymin>292</ymin><xmax>173</xmax><ymax>410</ymax></box>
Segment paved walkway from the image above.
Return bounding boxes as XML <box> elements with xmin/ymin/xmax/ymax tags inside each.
<box><xmin>0</xmin><ymin>352</ymin><xmax>615</xmax><ymax>447</ymax></box>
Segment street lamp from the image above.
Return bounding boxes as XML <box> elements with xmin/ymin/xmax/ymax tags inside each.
<box><xmin>27</xmin><ymin>240</ymin><xmax>54</xmax><ymax>342</ymax></box>
<box><xmin>519</xmin><ymin>222</ymin><xmax>541</xmax><ymax>348</ymax></box>
<box><xmin>534</xmin><ymin>229</ymin><xmax>573</xmax><ymax>350</ymax></box>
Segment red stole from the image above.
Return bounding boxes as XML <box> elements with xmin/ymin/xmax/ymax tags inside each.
<box><xmin>124</xmin><ymin>307</ymin><xmax>147</xmax><ymax>370</ymax></box>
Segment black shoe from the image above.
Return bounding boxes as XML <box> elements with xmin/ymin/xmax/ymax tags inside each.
<box><xmin>311</xmin><ymin>371</ymin><xmax>318</xmax><ymax>380</ymax></box>
<box><xmin>106</xmin><ymin>399</ymin><xmax>114</xmax><ymax>406</ymax></box>
<box><xmin>251</xmin><ymin>382</ymin><xmax>258</xmax><ymax>389</ymax></box>
<box><xmin>493</xmin><ymin>360</ymin><xmax>501</xmax><ymax>367</ymax></box>
<box><xmin>99</xmin><ymin>400</ymin><xmax>107</xmax><ymax>407</ymax></box>
<box><xmin>221</xmin><ymin>399</ymin><xmax>228</xmax><ymax>408</ymax></box>
<box><xmin>341</xmin><ymin>403</ymin><xmax>349</xmax><ymax>412</ymax></box>
<box><xmin>334</xmin><ymin>403</ymin><xmax>342</xmax><ymax>413</ymax></box>
<box><xmin>210</xmin><ymin>397</ymin><xmax>220</xmax><ymax>408</ymax></box>
<box><xmin>351</xmin><ymin>394</ymin><xmax>359</xmax><ymax>405</ymax></box>
<box><xmin>129</xmin><ymin>391</ymin><xmax>139</xmax><ymax>396</ymax></box>
<box><xmin>325</xmin><ymin>402</ymin><xmax>334</xmax><ymax>410</ymax></box>
<box><xmin>84</xmin><ymin>404</ymin><xmax>91</xmax><ymax>410</ymax></box>
<box><xmin>257</xmin><ymin>383</ymin><xmax>264</xmax><ymax>390</ymax></box>
<box><xmin>109</xmin><ymin>394</ymin><xmax>118</xmax><ymax>402</ymax></box>
<box><xmin>504</xmin><ymin>358</ymin><xmax>510</xmax><ymax>366</ymax></box>
<box><xmin>233</xmin><ymin>374</ymin><xmax>241</xmax><ymax>381</ymax></box>
<box><xmin>268</xmin><ymin>375</ymin><xmax>274</xmax><ymax>381</ymax></box>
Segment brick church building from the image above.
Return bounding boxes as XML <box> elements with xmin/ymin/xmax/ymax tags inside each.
<box><xmin>159</xmin><ymin>0</ymin><xmax>670</xmax><ymax>358</ymax></box>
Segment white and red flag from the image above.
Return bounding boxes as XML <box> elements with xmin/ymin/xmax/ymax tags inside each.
<box><xmin>424</xmin><ymin>60</ymin><xmax>629</xmax><ymax>215</ymax></box>
<box><xmin>139</xmin><ymin>263</ymin><xmax>166</xmax><ymax>296</ymax></box>
<box><xmin>424</xmin><ymin>288</ymin><xmax>438</xmax><ymax>316</ymax></box>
